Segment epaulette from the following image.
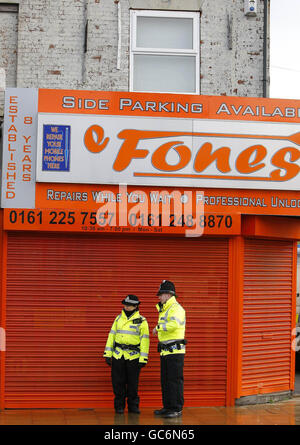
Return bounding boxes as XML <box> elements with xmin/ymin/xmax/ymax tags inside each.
<box><xmin>132</xmin><ymin>317</ymin><xmax>144</xmax><ymax>324</ymax></box>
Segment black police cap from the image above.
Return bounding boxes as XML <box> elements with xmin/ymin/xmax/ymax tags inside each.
<box><xmin>122</xmin><ymin>294</ymin><xmax>141</xmax><ymax>305</ymax></box>
<box><xmin>157</xmin><ymin>280</ymin><xmax>176</xmax><ymax>296</ymax></box>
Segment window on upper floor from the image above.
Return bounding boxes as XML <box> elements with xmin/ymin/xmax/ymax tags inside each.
<box><xmin>130</xmin><ymin>10</ymin><xmax>200</xmax><ymax>94</ymax></box>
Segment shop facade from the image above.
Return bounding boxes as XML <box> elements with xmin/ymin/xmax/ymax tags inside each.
<box><xmin>0</xmin><ymin>88</ymin><xmax>299</xmax><ymax>408</ymax></box>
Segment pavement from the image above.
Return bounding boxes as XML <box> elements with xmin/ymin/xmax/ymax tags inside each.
<box><xmin>122</xmin><ymin>396</ymin><xmax>300</xmax><ymax>426</ymax></box>
<box><xmin>295</xmin><ymin>370</ymin><xmax>300</xmax><ymax>395</ymax></box>
<box><xmin>0</xmin><ymin>372</ymin><xmax>299</xmax><ymax>426</ymax></box>
<box><xmin>0</xmin><ymin>398</ymin><xmax>300</xmax><ymax>426</ymax></box>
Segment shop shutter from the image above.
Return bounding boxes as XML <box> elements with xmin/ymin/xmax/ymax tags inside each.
<box><xmin>241</xmin><ymin>239</ymin><xmax>294</xmax><ymax>396</ymax></box>
<box><xmin>5</xmin><ymin>232</ymin><xmax>228</xmax><ymax>408</ymax></box>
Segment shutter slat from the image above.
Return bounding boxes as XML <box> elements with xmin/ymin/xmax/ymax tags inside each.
<box><xmin>241</xmin><ymin>239</ymin><xmax>293</xmax><ymax>396</ymax></box>
<box><xmin>5</xmin><ymin>232</ymin><xmax>228</xmax><ymax>407</ymax></box>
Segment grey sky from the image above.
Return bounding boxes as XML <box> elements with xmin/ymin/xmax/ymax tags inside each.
<box><xmin>270</xmin><ymin>0</ymin><xmax>300</xmax><ymax>99</ymax></box>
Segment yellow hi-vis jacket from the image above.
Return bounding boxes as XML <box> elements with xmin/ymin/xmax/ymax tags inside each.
<box><xmin>104</xmin><ymin>310</ymin><xmax>149</xmax><ymax>364</ymax></box>
<box><xmin>155</xmin><ymin>296</ymin><xmax>186</xmax><ymax>356</ymax></box>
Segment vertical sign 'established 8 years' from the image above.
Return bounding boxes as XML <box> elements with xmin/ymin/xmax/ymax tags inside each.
<box><xmin>1</xmin><ymin>88</ymin><xmax>38</xmax><ymax>209</ymax></box>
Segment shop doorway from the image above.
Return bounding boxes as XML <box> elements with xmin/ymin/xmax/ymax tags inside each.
<box><xmin>4</xmin><ymin>232</ymin><xmax>229</xmax><ymax>408</ymax></box>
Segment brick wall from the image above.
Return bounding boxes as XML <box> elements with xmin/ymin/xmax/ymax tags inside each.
<box><xmin>0</xmin><ymin>4</ymin><xmax>18</xmax><ymax>115</ymax></box>
<box><xmin>0</xmin><ymin>0</ymin><xmax>269</xmax><ymax>117</ymax></box>
<box><xmin>200</xmin><ymin>0</ymin><xmax>267</xmax><ymax>97</ymax></box>
<box><xmin>17</xmin><ymin>0</ymin><xmax>86</xmax><ymax>89</ymax></box>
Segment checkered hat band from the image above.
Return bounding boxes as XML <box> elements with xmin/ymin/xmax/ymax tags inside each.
<box><xmin>124</xmin><ymin>297</ymin><xmax>139</xmax><ymax>305</ymax></box>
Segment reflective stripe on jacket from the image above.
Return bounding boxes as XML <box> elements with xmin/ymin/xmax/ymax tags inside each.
<box><xmin>156</xmin><ymin>296</ymin><xmax>186</xmax><ymax>356</ymax></box>
<box><xmin>104</xmin><ymin>310</ymin><xmax>150</xmax><ymax>363</ymax></box>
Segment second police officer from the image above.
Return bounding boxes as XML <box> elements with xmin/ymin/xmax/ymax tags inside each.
<box><xmin>152</xmin><ymin>280</ymin><xmax>186</xmax><ymax>418</ymax></box>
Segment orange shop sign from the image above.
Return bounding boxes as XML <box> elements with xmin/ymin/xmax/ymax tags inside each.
<box><xmin>36</xmin><ymin>90</ymin><xmax>300</xmax><ymax>191</ymax></box>
<box><xmin>36</xmin><ymin>115</ymin><xmax>300</xmax><ymax>191</ymax></box>
<box><xmin>34</xmin><ymin>183</ymin><xmax>300</xmax><ymax>217</ymax></box>
<box><xmin>3</xmin><ymin>88</ymin><xmax>300</xmax><ymax>210</ymax></box>
<box><xmin>3</xmin><ymin>207</ymin><xmax>241</xmax><ymax>237</ymax></box>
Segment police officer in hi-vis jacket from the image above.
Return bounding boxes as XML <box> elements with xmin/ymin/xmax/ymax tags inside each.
<box><xmin>152</xmin><ymin>280</ymin><xmax>186</xmax><ymax>418</ymax></box>
<box><xmin>104</xmin><ymin>295</ymin><xmax>149</xmax><ymax>414</ymax></box>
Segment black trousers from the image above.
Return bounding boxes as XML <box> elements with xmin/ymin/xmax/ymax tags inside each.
<box><xmin>160</xmin><ymin>354</ymin><xmax>184</xmax><ymax>412</ymax></box>
<box><xmin>111</xmin><ymin>357</ymin><xmax>141</xmax><ymax>411</ymax></box>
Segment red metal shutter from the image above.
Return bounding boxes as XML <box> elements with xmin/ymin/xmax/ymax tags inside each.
<box><xmin>5</xmin><ymin>232</ymin><xmax>228</xmax><ymax>407</ymax></box>
<box><xmin>241</xmin><ymin>239</ymin><xmax>294</xmax><ymax>396</ymax></box>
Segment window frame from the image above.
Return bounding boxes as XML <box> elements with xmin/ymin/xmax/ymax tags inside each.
<box><xmin>130</xmin><ymin>9</ymin><xmax>200</xmax><ymax>94</ymax></box>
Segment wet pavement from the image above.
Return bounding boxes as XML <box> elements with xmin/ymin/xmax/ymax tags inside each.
<box><xmin>295</xmin><ymin>370</ymin><xmax>300</xmax><ymax>395</ymax></box>
<box><xmin>0</xmin><ymin>372</ymin><xmax>300</xmax><ymax>427</ymax></box>
<box><xmin>1</xmin><ymin>396</ymin><xmax>300</xmax><ymax>425</ymax></box>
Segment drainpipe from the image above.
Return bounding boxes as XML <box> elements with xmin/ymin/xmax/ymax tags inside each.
<box><xmin>116</xmin><ymin>0</ymin><xmax>122</xmax><ymax>70</ymax></box>
<box><xmin>263</xmin><ymin>0</ymin><xmax>269</xmax><ymax>97</ymax></box>
<box><xmin>83</xmin><ymin>0</ymin><xmax>88</xmax><ymax>83</ymax></box>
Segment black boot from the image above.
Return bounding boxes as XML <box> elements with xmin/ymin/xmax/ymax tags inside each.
<box><xmin>154</xmin><ymin>408</ymin><xmax>169</xmax><ymax>416</ymax></box>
